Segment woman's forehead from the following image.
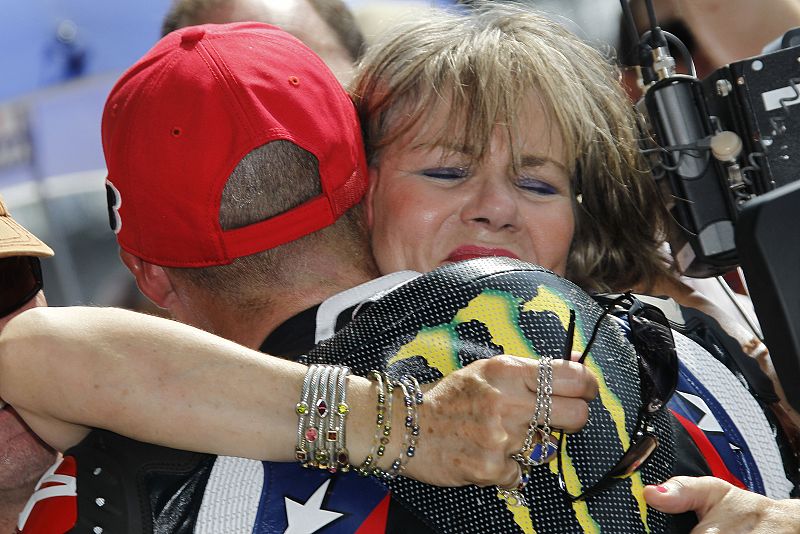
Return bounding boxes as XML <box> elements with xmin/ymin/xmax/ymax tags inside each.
<box><xmin>388</xmin><ymin>94</ymin><xmax>567</xmax><ymax>166</ymax></box>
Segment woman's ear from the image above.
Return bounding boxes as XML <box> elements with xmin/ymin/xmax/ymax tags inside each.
<box><xmin>365</xmin><ymin>166</ymin><xmax>380</xmax><ymax>229</ymax></box>
<box><xmin>119</xmin><ymin>250</ymin><xmax>176</xmax><ymax>310</ymax></box>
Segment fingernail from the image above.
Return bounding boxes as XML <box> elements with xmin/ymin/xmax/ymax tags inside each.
<box><xmin>652</xmin><ymin>484</ymin><xmax>669</xmax><ymax>494</ymax></box>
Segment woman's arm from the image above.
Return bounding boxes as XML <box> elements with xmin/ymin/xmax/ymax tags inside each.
<box><xmin>0</xmin><ymin>305</ymin><xmax>597</xmax><ymax>488</ymax></box>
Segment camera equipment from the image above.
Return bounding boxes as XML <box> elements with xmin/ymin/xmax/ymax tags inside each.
<box><xmin>621</xmin><ymin>0</ymin><xmax>800</xmax><ymax>277</ymax></box>
<box><xmin>735</xmin><ymin>181</ymin><xmax>800</xmax><ymax>413</ymax></box>
<box><xmin>621</xmin><ymin>0</ymin><xmax>800</xmax><ymax>411</ymax></box>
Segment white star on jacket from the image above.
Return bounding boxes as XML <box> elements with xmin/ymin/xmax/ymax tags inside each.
<box><xmin>284</xmin><ymin>479</ymin><xmax>343</xmax><ymax>534</ymax></box>
<box><xmin>676</xmin><ymin>391</ymin><xmax>724</xmax><ymax>433</ymax></box>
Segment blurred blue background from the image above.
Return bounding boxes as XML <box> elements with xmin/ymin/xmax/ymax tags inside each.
<box><xmin>1</xmin><ymin>0</ymin><xmax>173</xmax><ymax>307</ymax></box>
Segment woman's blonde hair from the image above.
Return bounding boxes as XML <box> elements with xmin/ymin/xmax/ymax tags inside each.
<box><xmin>351</xmin><ymin>3</ymin><xmax>672</xmax><ymax>292</ymax></box>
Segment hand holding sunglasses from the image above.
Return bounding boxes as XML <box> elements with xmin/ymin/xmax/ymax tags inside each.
<box><xmin>557</xmin><ymin>293</ymin><xmax>679</xmax><ymax>502</ymax></box>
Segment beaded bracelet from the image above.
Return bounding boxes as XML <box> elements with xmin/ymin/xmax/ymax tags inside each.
<box><xmin>356</xmin><ymin>371</ymin><xmax>394</xmax><ymax>477</ymax></box>
<box><xmin>373</xmin><ymin>373</ymin><xmax>394</xmax><ymax>478</ymax></box>
<box><xmin>385</xmin><ymin>375</ymin><xmax>422</xmax><ymax>479</ymax></box>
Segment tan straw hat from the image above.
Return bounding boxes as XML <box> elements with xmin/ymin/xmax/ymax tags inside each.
<box><xmin>0</xmin><ymin>194</ymin><xmax>54</xmax><ymax>258</ymax></box>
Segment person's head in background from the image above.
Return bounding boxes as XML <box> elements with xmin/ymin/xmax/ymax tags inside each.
<box><xmin>0</xmin><ymin>194</ymin><xmax>56</xmax><ymax>528</ymax></box>
<box><xmin>104</xmin><ymin>23</ymin><xmax>376</xmax><ymax>348</ymax></box>
<box><xmin>351</xmin><ymin>1</ymin><xmax>443</xmax><ymax>48</ymax></box>
<box><xmin>0</xmin><ymin>196</ymin><xmax>52</xmax><ymax>329</ymax></box>
<box><xmin>616</xmin><ymin>0</ymin><xmax>714</xmax><ymax>101</ymax></box>
<box><xmin>616</xmin><ymin>0</ymin><xmax>800</xmax><ymax>101</ymax></box>
<box><xmin>161</xmin><ymin>0</ymin><xmax>364</xmax><ymax>84</ymax></box>
<box><xmin>352</xmin><ymin>3</ymin><xmax>672</xmax><ymax>294</ymax></box>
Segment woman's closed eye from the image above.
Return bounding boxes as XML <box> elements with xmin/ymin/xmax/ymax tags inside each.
<box><xmin>421</xmin><ymin>167</ymin><xmax>469</xmax><ymax>180</ymax></box>
<box><xmin>516</xmin><ymin>175</ymin><xmax>560</xmax><ymax>195</ymax></box>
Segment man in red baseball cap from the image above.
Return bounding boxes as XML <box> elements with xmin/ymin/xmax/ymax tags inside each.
<box><xmin>103</xmin><ymin>22</ymin><xmax>376</xmax><ymax>332</ymax></box>
<box><xmin>14</xmin><ymin>22</ymin><xmax>391</xmax><ymax>532</ymax></box>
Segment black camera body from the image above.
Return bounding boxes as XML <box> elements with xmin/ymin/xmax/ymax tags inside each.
<box><xmin>642</xmin><ymin>39</ymin><xmax>800</xmax><ymax>277</ymax></box>
<box><xmin>703</xmin><ymin>47</ymin><xmax>800</xmax><ymax>192</ymax></box>
<box><xmin>638</xmin><ymin>30</ymin><xmax>800</xmax><ymax>411</ymax></box>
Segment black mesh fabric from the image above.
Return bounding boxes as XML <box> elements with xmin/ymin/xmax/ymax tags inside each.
<box><xmin>305</xmin><ymin>258</ymin><xmax>675</xmax><ymax>533</ymax></box>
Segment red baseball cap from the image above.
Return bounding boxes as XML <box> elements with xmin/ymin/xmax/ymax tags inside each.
<box><xmin>102</xmin><ymin>22</ymin><xmax>368</xmax><ymax>267</ymax></box>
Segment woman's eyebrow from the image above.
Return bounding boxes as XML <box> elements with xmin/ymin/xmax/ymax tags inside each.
<box><xmin>410</xmin><ymin>140</ymin><xmax>472</xmax><ymax>155</ymax></box>
<box><xmin>407</xmin><ymin>144</ymin><xmax>569</xmax><ymax>173</ymax></box>
<box><xmin>519</xmin><ymin>154</ymin><xmax>568</xmax><ymax>172</ymax></box>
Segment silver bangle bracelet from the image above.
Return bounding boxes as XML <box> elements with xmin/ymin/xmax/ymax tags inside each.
<box><xmin>332</xmin><ymin>366</ymin><xmax>351</xmax><ymax>472</ymax></box>
<box><xmin>295</xmin><ymin>364</ymin><xmax>352</xmax><ymax>471</ymax></box>
<box><xmin>295</xmin><ymin>364</ymin><xmax>319</xmax><ymax>464</ymax></box>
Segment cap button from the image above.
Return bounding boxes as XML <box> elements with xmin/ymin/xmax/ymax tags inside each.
<box><xmin>180</xmin><ymin>27</ymin><xmax>206</xmax><ymax>47</ymax></box>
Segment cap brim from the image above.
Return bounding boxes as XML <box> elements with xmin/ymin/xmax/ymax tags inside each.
<box><xmin>0</xmin><ymin>216</ymin><xmax>54</xmax><ymax>258</ymax></box>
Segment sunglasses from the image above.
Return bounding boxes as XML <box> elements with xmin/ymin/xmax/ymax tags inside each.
<box><xmin>0</xmin><ymin>256</ymin><xmax>43</xmax><ymax>318</ymax></box>
<box><xmin>557</xmin><ymin>293</ymin><xmax>678</xmax><ymax>502</ymax></box>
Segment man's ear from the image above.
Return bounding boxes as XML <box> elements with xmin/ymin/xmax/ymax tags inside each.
<box><xmin>119</xmin><ymin>250</ymin><xmax>177</xmax><ymax>310</ymax></box>
<box><xmin>365</xmin><ymin>166</ymin><xmax>379</xmax><ymax>229</ymax></box>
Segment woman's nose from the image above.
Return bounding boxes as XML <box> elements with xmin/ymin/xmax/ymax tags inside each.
<box><xmin>460</xmin><ymin>177</ymin><xmax>520</xmax><ymax>232</ymax></box>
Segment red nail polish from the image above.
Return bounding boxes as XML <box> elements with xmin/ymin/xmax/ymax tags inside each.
<box><xmin>653</xmin><ymin>485</ymin><xmax>668</xmax><ymax>494</ymax></box>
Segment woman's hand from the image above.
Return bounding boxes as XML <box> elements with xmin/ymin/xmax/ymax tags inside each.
<box><xmin>404</xmin><ymin>353</ymin><xmax>597</xmax><ymax>487</ymax></box>
<box><xmin>645</xmin><ymin>476</ymin><xmax>800</xmax><ymax>534</ymax></box>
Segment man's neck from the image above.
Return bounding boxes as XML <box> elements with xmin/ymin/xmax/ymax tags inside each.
<box><xmin>176</xmin><ymin>270</ymin><xmax>377</xmax><ymax>350</ymax></box>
